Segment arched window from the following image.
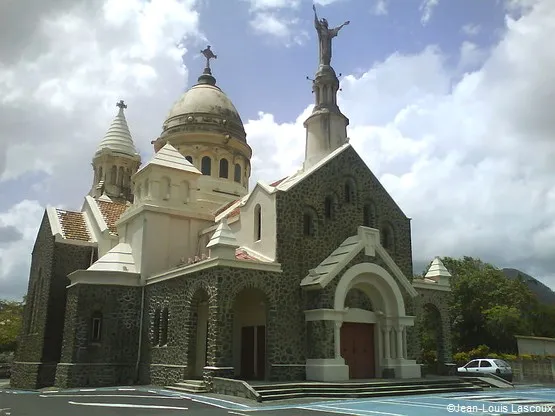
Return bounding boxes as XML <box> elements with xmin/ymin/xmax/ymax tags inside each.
<box><xmin>117</xmin><ymin>166</ymin><xmax>124</xmax><ymax>187</ymax></box>
<box><xmin>201</xmin><ymin>156</ymin><xmax>212</xmax><ymax>175</ymax></box>
<box><xmin>234</xmin><ymin>164</ymin><xmax>241</xmax><ymax>183</ymax></box>
<box><xmin>219</xmin><ymin>158</ymin><xmax>229</xmax><ymax>178</ymax></box>
<box><xmin>381</xmin><ymin>222</ymin><xmax>395</xmax><ymax>252</ymax></box>
<box><xmin>254</xmin><ymin>204</ymin><xmax>262</xmax><ymax>241</ymax></box>
<box><xmin>98</xmin><ymin>167</ymin><xmax>103</xmax><ymax>183</ymax></box>
<box><xmin>344</xmin><ymin>178</ymin><xmax>356</xmax><ymax>203</ymax></box>
<box><xmin>110</xmin><ymin>165</ymin><xmax>117</xmax><ymax>184</ymax></box>
<box><xmin>324</xmin><ymin>196</ymin><xmax>334</xmax><ymax>220</ymax></box>
<box><xmin>185</xmin><ymin>155</ymin><xmax>193</xmax><ymax>164</ymax></box>
<box><xmin>91</xmin><ymin>311</ymin><xmax>103</xmax><ymax>342</ymax></box>
<box><xmin>363</xmin><ymin>203</ymin><xmax>376</xmax><ymax>228</ymax></box>
<box><xmin>303</xmin><ymin>208</ymin><xmax>318</xmax><ymax>237</ymax></box>
<box><xmin>160</xmin><ymin>307</ymin><xmax>169</xmax><ymax>345</ymax></box>
<box><xmin>123</xmin><ymin>168</ymin><xmax>130</xmax><ymax>187</ymax></box>
<box><xmin>160</xmin><ymin>177</ymin><xmax>171</xmax><ymax>200</ymax></box>
<box><xmin>153</xmin><ymin>308</ymin><xmax>161</xmax><ymax>345</ymax></box>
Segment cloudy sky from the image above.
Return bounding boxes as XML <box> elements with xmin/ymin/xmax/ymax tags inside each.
<box><xmin>1</xmin><ymin>0</ymin><xmax>554</xmax><ymax>300</ymax></box>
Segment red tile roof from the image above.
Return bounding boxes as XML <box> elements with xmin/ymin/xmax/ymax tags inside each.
<box><xmin>56</xmin><ymin>210</ymin><xmax>91</xmax><ymax>241</ymax></box>
<box><xmin>214</xmin><ymin>199</ymin><xmax>241</xmax><ymax>216</ymax></box>
<box><xmin>235</xmin><ymin>249</ymin><xmax>257</xmax><ymax>261</ymax></box>
<box><xmin>269</xmin><ymin>176</ymin><xmax>288</xmax><ymax>187</ymax></box>
<box><xmin>95</xmin><ymin>200</ymin><xmax>129</xmax><ymax>234</ymax></box>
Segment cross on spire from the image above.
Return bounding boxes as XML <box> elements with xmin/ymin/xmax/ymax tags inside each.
<box><xmin>200</xmin><ymin>45</ymin><xmax>217</xmax><ymax>72</ymax></box>
<box><xmin>116</xmin><ymin>100</ymin><xmax>127</xmax><ymax>110</ymax></box>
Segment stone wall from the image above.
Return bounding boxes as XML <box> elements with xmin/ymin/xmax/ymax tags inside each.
<box><xmin>55</xmin><ymin>284</ymin><xmax>141</xmax><ymax>388</ymax></box>
<box><xmin>212</xmin><ymin>377</ymin><xmax>261</xmax><ymax>401</ymax></box>
<box><xmin>140</xmin><ymin>266</ymin><xmax>287</xmax><ymax>385</ymax></box>
<box><xmin>509</xmin><ymin>359</ymin><xmax>555</xmax><ymax>383</ymax></box>
<box><xmin>269</xmin><ymin>147</ymin><xmax>415</xmax><ymax>376</ymax></box>
<box><xmin>411</xmin><ymin>287</ymin><xmax>452</xmax><ymax>365</ymax></box>
<box><xmin>11</xmin><ymin>212</ymin><xmax>96</xmax><ymax>389</ymax></box>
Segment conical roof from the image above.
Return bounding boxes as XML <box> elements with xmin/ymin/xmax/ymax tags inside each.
<box><xmin>95</xmin><ymin>100</ymin><xmax>139</xmax><ymax>158</ymax></box>
<box><xmin>425</xmin><ymin>257</ymin><xmax>452</xmax><ymax>279</ymax></box>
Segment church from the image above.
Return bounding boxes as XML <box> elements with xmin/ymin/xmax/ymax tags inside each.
<box><xmin>11</xmin><ymin>11</ymin><xmax>453</xmax><ymax>393</ymax></box>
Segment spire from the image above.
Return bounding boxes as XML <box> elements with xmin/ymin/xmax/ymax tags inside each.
<box><xmin>197</xmin><ymin>45</ymin><xmax>217</xmax><ymax>86</ymax></box>
<box><xmin>206</xmin><ymin>218</ymin><xmax>239</xmax><ymax>260</ymax></box>
<box><xmin>95</xmin><ymin>100</ymin><xmax>139</xmax><ymax>158</ymax></box>
<box><xmin>425</xmin><ymin>257</ymin><xmax>452</xmax><ymax>286</ymax></box>
<box><xmin>303</xmin><ymin>7</ymin><xmax>351</xmax><ymax>171</ymax></box>
<box><xmin>90</xmin><ymin>100</ymin><xmax>141</xmax><ymax>204</ymax></box>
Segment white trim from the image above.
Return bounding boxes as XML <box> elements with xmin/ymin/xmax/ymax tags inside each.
<box><xmin>276</xmin><ymin>143</ymin><xmax>352</xmax><ymax>192</ymax></box>
<box><xmin>334</xmin><ymin>262</ymin><xmax>406</xmax><ymax>316</ymax></box>
<box><xmin>304</xmin><ymin>309</ymin><xmax>346</xmax><ymax>322</ymax></box>
<box><xmin>81</xmin><ymin>211</ymin><xmax>98</xmax><ymax>243</ymax></box>
<box><xmin>46</xmin><ymin>206</ymin><xmax>64</xmax><ymax>238</ymax></box>
<box><xmin>54</xmin><ymin>234</ymin><xmax>97</xmax><ymax>247</ymax></box>
<box><xmin>67</xmin><ymin>270</ymin><xmax>142</xmax><ymax>287</ymax></box>
<box><xmin>412</xmin><ymin>280</ymin><xmax>451</xmax><ymax>292</ymax></box>
<box><xmin>374</xmin><ymin>244</ymin><xmax>418</xmax><ymax>298</ymax></box>
<box><xmin>85</xmin><ymin>195</ymin><xmax>109</xmax><ymax>234</ymax></box>
<box><xmin>343</xmin><ymin>308</ymin><xmax>377</xmax><ymax>323</ymax></box>
<box><xmin>118</xmin><ymin>203</ymin><xmax>213</xmax><ymax>227</ymax></box>
<box><xmin>146</xmin><ymin>257</ymin><xmax>282</xmax><ymax>285</ymax></box>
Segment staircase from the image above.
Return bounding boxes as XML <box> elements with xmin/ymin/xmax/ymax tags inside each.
<box><xmin>165</xmin><ymin>379</ymin><xmax>208</xmax><ymax>394</ymax></box>
<box><xmin>250</xmin><ymin>378</ymin><xmax>482</xmax><ymax>402</ymax></box>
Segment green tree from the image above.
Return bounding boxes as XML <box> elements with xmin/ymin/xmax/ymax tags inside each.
<box><xmin>424</xmin><ymin>257</ymin><xmax>537</xmax><ymax>353</ymax></box>
<box><xmin>0</xmin><ymin>300</ymin><xmax>24</xmax><ymax>352</ymax></box>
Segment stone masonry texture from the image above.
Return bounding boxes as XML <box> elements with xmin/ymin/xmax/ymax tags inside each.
<box><xmin>11</xmin><ymin>213</ymin><xmax>95</xmax><ymax>389</ymax></box>
<box><xmin>12</xmin><ymin>145</ymin><xmax>453</xmax><ymax>390</ymax></box>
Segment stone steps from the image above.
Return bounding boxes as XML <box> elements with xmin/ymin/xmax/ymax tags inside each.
<box><xmin>166</xmin><ymin>379</ymin><xmax>209</xmax><ymax>394</ymax></box>
<box><xmin>251</xmin><ymin>379</ymin><xmax>482</xmax><ymax>402</ymax></box>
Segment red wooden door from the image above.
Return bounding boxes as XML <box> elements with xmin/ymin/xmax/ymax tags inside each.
<box><xmin>340</xmin><ymin>323</ymin><xmax>375</xmax><ymax>379</ymax></box>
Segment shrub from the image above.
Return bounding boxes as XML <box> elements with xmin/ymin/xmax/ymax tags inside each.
<box><xmin>519</xmin><ymin>354</ymin><xmax>533</xmax><ymax>360</ymax></box>
<box><xmin>486</xmin><ymin>352</ymin><xmax>500</xmax><ymax>359</ymax></box>
<box><xmin>420</xmin><ymin>350</ymin><xmax>437</xmax><ymax>366</ymax></box>
<box><xmin>501</xmin><ymin>353</ymin><xmax>517</xmax><ymax>361</ymax></box>
<box><xmin>453</xmin><ymin>352</ymin><xmax>470</xmax><ymax>365</ymax></box>
<box><xmin>468</xmin><ymin>344</ymin><xmax>490</xmax><ymax>359</ymax></box>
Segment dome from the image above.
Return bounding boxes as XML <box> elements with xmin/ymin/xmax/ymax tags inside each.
<box><xmin>95</xmin><ymin>101</ymin><xmax>140</xmax><ymax>159</ymax></box>
<box><xmin>161</xmin><ymin>72</ymin><xmax>247</xmax><ymax>142</ymax></box>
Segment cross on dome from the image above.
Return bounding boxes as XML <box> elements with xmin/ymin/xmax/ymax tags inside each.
<box><xmin>116</xmin><ymin>100</ymin><xmax>127</xmax><ymax>110</ymax></box>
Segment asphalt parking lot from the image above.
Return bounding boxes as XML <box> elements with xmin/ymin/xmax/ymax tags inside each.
<box><xmin>1</xmin><ymin>383</ymin><xmax>555</xmax><ymax>415</ymax></box>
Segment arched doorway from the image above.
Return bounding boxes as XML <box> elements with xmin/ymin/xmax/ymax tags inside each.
<box><xmin>419</xmin><ymin>303</ymin><xmax>443</xmax><ymax>374</ymax></box>
<box><xmin>342</xmin><ymin>288</ymin><xmax>377</xmax><ymax>378</ymax></box>
<box><xmin>333</xmin><ymin>263</ymin><xmax>420</xmax><ymax>380</ymax></box>
<box><xmin>233</xmin><ymin>288</ymin><xmax>267</xmax><ymax>380</ymax></box>
<box><xmin>187</xmin><ymin>289</ymin><xmax>209</xmax><ymax>379</ymax></box>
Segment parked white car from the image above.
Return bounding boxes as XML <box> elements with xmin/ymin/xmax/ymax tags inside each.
<box><xmin>457</xmin><ymin>358</ymin><xmax>513</xmax><ymax>382</ymax></box>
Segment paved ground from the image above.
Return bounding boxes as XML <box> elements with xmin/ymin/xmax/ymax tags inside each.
<box><xmin>1</xmin><ymin>383</ymin><xmax>555</xmax><ymax>415</ymax></box>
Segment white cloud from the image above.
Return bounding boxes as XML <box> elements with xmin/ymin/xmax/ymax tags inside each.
<box><xmin>461</xmin><ymin>23</ymin><xmax>481</xmax><ymax>36</ymax></box>
<box><xmin>371</xmin><ymin>0</ymin><xmax>389</xmax><ymax>16</ymax></box>
<box><xmin>245</xmin><ymin>0</ymin><xmax>555</xmax><ymax>288</ymax></box>
<box><xmin>420</xmin><ymin>0</ymin><xmax>439</xmax><ymax>25</ymax></box>
<box><xmin>0</xmin><ymin>0</ymin><xmax>203</xmax><ymax>298</ymax></box>
<box><xmin>0</xmin><ymin>201</ymin><xmax>44</xmax><ymax>299</ymax></box>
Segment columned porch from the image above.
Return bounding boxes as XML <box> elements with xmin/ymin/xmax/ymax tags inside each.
<box><xmin>305</xmin><ymin>262</ymin><xmax>421</xmax><ymax>381</ymax></box>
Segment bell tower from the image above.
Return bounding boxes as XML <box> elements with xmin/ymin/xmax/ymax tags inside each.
<box><xmin>90</xmin><ymin>100</ymin><xmax>141</xmax><ymax>203</ymax></box>
<box><xmin>303</xmin><ymin>5</ymin><xmax>350</xmax><ymax>171</ymax></box>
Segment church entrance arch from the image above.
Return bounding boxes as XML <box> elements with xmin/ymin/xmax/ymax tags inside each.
<box><xmin>334</xmin><ymin>263</ymin><xmax>410</xmax><ymax>379</ymax></box>
<box><xmin>233</xmin><ymin>288</ymin><xmax>267</xmax><ymax>380</ymax></box>
<box><xmin>187</xmin><ymin>288</ymin><xmax>210</xmax><ymax>379</ymax></box>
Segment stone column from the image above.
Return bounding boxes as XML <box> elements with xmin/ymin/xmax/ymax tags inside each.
<box><xmin>402</xmin><ymin>326</ymin><xmax>408</xmax><ymax>359</ymax></box>
<box><xmin>334</xmin><ymin>321</ymin><xmax>343</xmax><ymax>359</ymax></box>
<box><xmin>396</xmin><ymin>325</ymin><xmax>404</xmax><ymax>359</ymax></box>
<box><xmin>383</xmin><ymin>327</ymin><xmax>391</xmax><ymax>359</ymax></box>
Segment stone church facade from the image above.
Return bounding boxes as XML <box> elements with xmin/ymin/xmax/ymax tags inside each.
<box><xmin>11</xmin><ymin>39</ymin><xmax>453</xmax><ymax>391</ymax></box>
